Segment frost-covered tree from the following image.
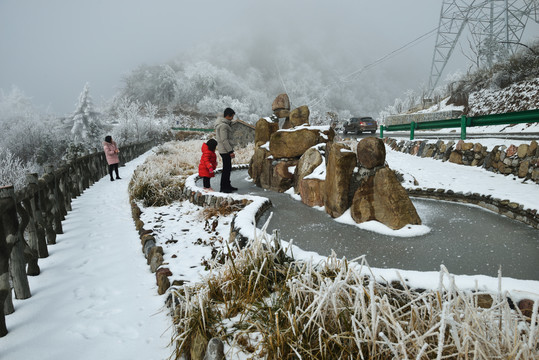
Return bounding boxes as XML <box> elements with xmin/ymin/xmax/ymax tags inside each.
<box><xmin>70</xmin><ymin>83</ymin><xmax>103</xmax><ymax>144</ymax></box>
<box><xmin>0</xmin><ymin>87</ymin><xmax>66</xmax><ymax>166</ymax></box>
<box><xmin>0</xmin><ymin>148</ymin><xmax>40</xmax><ymax>189</ymax></box>
<box><xmin>0</xmin><ymin>86</ymin><xmax>34</xmax><ymax>123</ymax></box>
<box><xmin>120</xmin><ymin>64</ymin><xmax>179</xmax><ymax>108</ymax></box>
<box><xmin>113</xmin><ymin>97</ymin><xmax>140</xmax><ymax>143</ymax></box>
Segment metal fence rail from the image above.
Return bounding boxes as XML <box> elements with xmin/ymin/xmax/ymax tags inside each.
<box><xmin>380</xmin><ymin>109</ymin><xmax>539</xmax><ymax>140</ymax></box>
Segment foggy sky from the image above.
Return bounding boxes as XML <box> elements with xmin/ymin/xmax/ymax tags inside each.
<box><xmin>1</xmin><ymin>0</ymin><xmax>537</xmax><ymax>114</ymax></box>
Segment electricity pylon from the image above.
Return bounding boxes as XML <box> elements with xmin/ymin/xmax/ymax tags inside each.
<box><xmin>428</xmin><ymin>0</ymin><xmax>539</xmax><ymax>95</ymax></box>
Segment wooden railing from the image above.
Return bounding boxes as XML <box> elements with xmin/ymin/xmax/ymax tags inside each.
<box><xmin>0</xmin><ymin>140</ymin><xmax>156</xmax><ymax>337</ymax></box>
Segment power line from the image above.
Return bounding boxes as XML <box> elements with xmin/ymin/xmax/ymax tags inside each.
<box><xmin>340</xmin><ymin>26</ymin><xmax>439</xmax><ymax>83</ymax></box>
<box><xmin>303</xmin><ymin>27</ymin><xmax>440</xmax><ymax>109</ymax></box>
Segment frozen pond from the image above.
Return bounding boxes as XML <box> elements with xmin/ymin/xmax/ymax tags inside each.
<box><xmin>217</xmin><ymin>171</ymin><xmax>539</xmax><ymax>281</ymax></box>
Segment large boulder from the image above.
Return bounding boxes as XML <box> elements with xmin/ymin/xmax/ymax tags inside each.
<box><xmin>294</xmin><ymin>146</ymin><xmax>324</xmax><ymax>193</ymax></box>
<box><xmin>289</xmin><ymin>105</ymin><xmax>310</xmax><ymax>127</ymax></box>
<box><xmin>271</xmin><ymin>160</ymin><xmax>297</xmax><ymax>192</ymax></box>
<box><xmin>272</xmin><ymin>93</ymin><xmax>291</xmax><ymax>112</ymax></box>
<box><xmin>282</xmin><ymin>118</ymin><xmax>293</xmax><ymax>130</ymax></box>
<box><xmin>357</xmin><ymin>137</ymin><xmax>386</xmax><ymax>169</ymax></box>
<box><xmin>324</xmin><ymin>142</ymin><xmax>357</xmax><ymax>218</ymax></box>
<box><xmin>255</xmin><ymin>118</ymin><xmax>279</xmax><ymax>147</ymax></box>
<box><xmin>270</xmin><ymin>127</ymin><xmax>334</xmax><ymax>159</ymax></box>
<box><xmin>299</xmin><ymin>178</ymin><xmax>325</xmax><ymax>207</ymax></box>
<box><xmin>350</xmin><ymin>167</ymin><xmax>421</xmax><ymax>230</ymax></box>
<box><xmin>248</xmin><ymin>146</ymin><xmax>272</xmax><ymax>187</ymax></box>
<box><xmin>274</xmin><ymin>109</ymin><xmax>290</xmax><ymax>119</ymax></box>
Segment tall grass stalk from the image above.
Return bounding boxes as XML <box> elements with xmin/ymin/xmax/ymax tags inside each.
<box><xmin>169</xmin><ymin>226</ymin><xmax>539</xmax><ymax>359</ymax></box>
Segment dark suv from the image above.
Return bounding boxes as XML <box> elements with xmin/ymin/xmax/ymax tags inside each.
<box><xmin>343</xmin><ymin>117</ymin><xmax>377</xmax><ymax>134</ymax></box>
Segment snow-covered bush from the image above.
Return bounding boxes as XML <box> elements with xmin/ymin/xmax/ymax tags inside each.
<box><xmin>0</xmin><ymin>148</ymin><xmax>40</xmax><ymax>189</ymax></box>
<box><xmin>0</xmin><ymin>87</ymin><xmax>71</xmax><ymax>168</ymax></box>
<box><xmin>108</xmin><ymin>96</ymin><xmax>171</xmax><ymax>145</ymax></box>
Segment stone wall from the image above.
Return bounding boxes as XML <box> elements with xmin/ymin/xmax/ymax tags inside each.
<box><xmin>384</xmin><ymin>138</ymin><xmax>539</xmax><ymax>183</ymax></box>
<box><xmin>407</xmin><ymin>188</ymin><xmax>539</xmax><ymax>230</ymax></box>
<box><xmin>383</xmin><ymin>137</ymin><xmax>539</xmax><ymax>229</ymax></box>
<box><xmin>231</xmin><ymin>120</ymin><xmax>255</xmax><ymax>148</ymax></box>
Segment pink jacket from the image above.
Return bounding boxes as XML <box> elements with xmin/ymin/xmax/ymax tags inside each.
<box><xmin>103</xmin><ymin>141</ymin><xmax>119</xmax><ymax>165</ymax></box>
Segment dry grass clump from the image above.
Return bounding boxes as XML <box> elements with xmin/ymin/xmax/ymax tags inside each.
<box><xmin>129</xmin><ymin>140</ymin><xmax>198</xmax><ymax>206</ymax></box>
<box><xmin>230</xmin><ymin>142</ymin><xmax>255</xmax><ymax>166</ymax></box>
<box><xmin>129</xmin><ymin>139</ymin><xmax>254</xmax><ymax>206</ymax></box>
<box><xmin>171</xmin><ymin>229</ymin><xmax>538</xmax><ymax>359</ymax></box>
<box><xmin>202</xmin><ymin>200</ymin><xmax>249</xmax><ymax>220</ymax></box>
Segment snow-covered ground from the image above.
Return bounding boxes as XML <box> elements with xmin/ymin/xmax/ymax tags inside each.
<box><xmin>0</xmin><ymin>151</ymin><xmax>173</xmax><ymax>360</ymax></box>
<box><xmin>1</xmin><ymin>134</ymin><xmax>538</xmax><ymax>359</ymax></box>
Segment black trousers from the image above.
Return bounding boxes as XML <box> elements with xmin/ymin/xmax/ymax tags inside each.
<box><xmin>202</xmin><ymin>177</ymin><xmax>211</xmax><ymax>188</ymax></box>
<box><xmin>108</xmin><ymin>163</ymin><xmax>119</xmax><ymax>179</ymax></box>
<box><xmin>219</xmin><ymin>153</ymin><xmax>232</xmax><ymax>191</ymax></box>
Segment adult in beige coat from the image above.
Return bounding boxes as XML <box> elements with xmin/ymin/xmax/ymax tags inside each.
<box><xmin>215</xmin><ymin>108</ymin><xmax>236</xmax><ymax>193</ymax></box>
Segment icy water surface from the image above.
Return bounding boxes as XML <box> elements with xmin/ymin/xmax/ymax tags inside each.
<box><xmin>218</xmin><ymin>171</ymin><xmax>539</xmax><ymax>281</ymax></box>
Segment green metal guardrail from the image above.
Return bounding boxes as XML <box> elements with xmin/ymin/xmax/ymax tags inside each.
<box><xmin>380</xmin><ymin>108</ymin><xmax>539</xmax><ymax>140</ymax></box>
<box><xmin>171</xmin><ymin>127</ymin><xmax>214</xmax><ymax>132</ymax></box>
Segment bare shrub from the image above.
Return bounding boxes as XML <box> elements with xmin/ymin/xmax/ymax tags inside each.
<box><xmin>0</xmin><ymin>148</ymin><xmax>40</xmax><ymax>189</ymax></box>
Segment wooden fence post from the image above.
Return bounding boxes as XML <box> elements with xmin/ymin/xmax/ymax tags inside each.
<box><xmin>71</xmin><ymin>160</ymin><xmax>82</xmax><ymax>198</ymax></box>
<box><xmin>44</xmin><ymin>165</ymin><xmax>64</xmax><ymax>235</ymax></box>
<box><xmin>9</xmin><ymin>196</ymin><xmax>32</xmax><ymax>300</ymax></box>
<box><xmin>58</xmin><ymin>162</ymin><xmax>73</xmax><ymax>213</ymax></box>
<box><xmin>37</xmin><ymin>176</ymin><xmax>56</xmax><ymax>245</ymax></box>
<box><xmin>26</xmin><ymin>174</ymin><xmax>49</xmax><ymax>258</ymax></box>
<box><xmin>0</xmin><ymin>186</ymin><xmax>17</xmax><ymax>321</ymax></box>
<box><xmin>0</xmin><ymin>186</ymin><xmax>14</xmax><ymax>337</ymax></box>
<box><xmin>15</xmin><ymin>202</ymin><xmax>40</xmax><ymax>276</ymax></box>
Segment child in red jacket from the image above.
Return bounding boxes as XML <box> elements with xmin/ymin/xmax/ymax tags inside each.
<box><xmin>198</xmin><ymin>139</ymin><xmax>218</xmax><ymax>191</ymax></box>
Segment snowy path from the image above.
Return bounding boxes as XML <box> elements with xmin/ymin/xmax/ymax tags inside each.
<box><xmin>0</xmin><ymin>151</ymin><xmax>172</xmax><ymax>360</ymax></box>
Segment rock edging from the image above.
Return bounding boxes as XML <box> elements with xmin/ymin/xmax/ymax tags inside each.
<box><xmin>383</xmin><ymin>137</ymin><xmax>539</xmax><ymax>229</ymax></box>
<box><xmin>407</xmin><ymin>187</ymin><xmax>539</xmax><ymax>229</ymax></box>
<box><xmin>384</xmin><ymin>137</ymin><xmax>539</xmax><ymax>183</ymax></box>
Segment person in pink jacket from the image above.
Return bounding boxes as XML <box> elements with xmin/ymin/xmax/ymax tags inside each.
<box><xmin>103</xmin><ymin>135</ymin><xmax>121</xmax><ymax>181</ymax></box>
<box><xmin>198</xmin><ymin>139</ymin><xmax>218</xmax><ymax>191</ymax></box>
